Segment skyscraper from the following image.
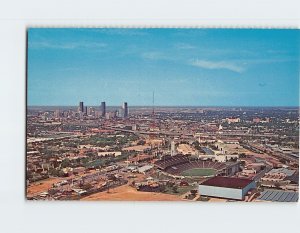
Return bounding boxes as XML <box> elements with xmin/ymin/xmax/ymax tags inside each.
<box><xmin>122</xmin><ymin>102</ymin><xmax>128</xmax><ymax>118</ymax></box>
<box><xmin>79</xmin><ymin>101</ymin><xmax>84</xmax><ymax>112</ymax></box>
<box><xmin>100</xmin><ymin>101</ymin><xmax>106</xmax><ymax>117</ymax></box>
<box><xmin>54</xmin><ymin>109</ymin><xmax>60</xmax><ymax>118</ymax></box>
<box><xmin>84</xmin><ymin>106</ymin><xmax>88</xmax><ymax>115</ymax></box>
<box><xmin>87</xmin><ymin>107</ymin><xmax>93</xmax><ymax>116</ymax></box>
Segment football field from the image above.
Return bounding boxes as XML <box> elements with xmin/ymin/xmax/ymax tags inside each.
<box><xmin>181</xmin><ymin>168</ymin><xmax>216</xmax><ymax>177</ymax></box>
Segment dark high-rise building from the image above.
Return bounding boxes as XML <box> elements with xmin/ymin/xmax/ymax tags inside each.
<box><xmin>100</xmin><ymin>101</ymin><xmax>106</xmax><ymax>117</ymax></box>
<box><xmin>122</xmin><ymin>102</ymin><xmax>128</xmax><ymax>118</ymax></box>
<box><xmin>79</xmin><ymin>101</ymin><xmax>84</xmax><ymax>112</ymax></box>
<box><xmin>84</xmin><ymin>106</ymin><xmax>88</xmax><ymax>115</ymax></box>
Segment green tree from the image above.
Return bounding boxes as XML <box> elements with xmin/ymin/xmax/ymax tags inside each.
<box><xmin>172</xmin><ymin>185</ymin><xmax>178</xmax><ymax>193</ymax></box>
<box><xmin>61</xmin><ymin>158</ymin><xmax>71</xmax><ymax>168</ymax></box>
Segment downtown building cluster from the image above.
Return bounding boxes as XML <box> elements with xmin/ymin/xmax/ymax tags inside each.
<box><xmin>77</xmin><ymin>101</ymin><xmax>128</xmax><ymax>119</ymax></box>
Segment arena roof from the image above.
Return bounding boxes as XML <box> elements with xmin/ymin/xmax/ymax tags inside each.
<box><xmin>257</xmin><ymin>190</ymin><xmax>298</xmax><ymax>202</ymax></box>
<box><xmin>200</xmin><ymin>176</ymin><xmax>254</xmax><ymax>189</ymax></box>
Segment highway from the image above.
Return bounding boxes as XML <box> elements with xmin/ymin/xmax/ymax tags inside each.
<box><xmin>105</xmin><ymin>126</ymin><xmax>297</xmax><ymax>139</ymax></box>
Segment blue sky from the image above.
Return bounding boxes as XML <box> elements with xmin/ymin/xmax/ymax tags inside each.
<box><xmin>27</xmin><ymin>28</ymin><xmax>299</xmax><ymax>106</ymax></box>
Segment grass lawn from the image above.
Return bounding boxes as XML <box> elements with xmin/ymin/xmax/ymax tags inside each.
<box><xmin>181</xmin><ymin>168</ymin><xmax>216</xmax><ymax>177</ymax></box>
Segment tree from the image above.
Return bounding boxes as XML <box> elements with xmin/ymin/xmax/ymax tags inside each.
<box><xmin>61</xmin><ymin>158</ymin><xmax>71</xmax><ymax>168</ymax></box>
<box><xmin>191</xmin><ymin>189</ymin><xmax>198</xmax><ymax>195</ymax></box>
<box><xmin>82</xmin><ymin>183</ymin><xmax>92</xmax><ymax>190</ymax></box>
<box><xmin>48</xmin><ymin>189</ymin><xmax>58</xmax><ymax>196</ymax></box>
<box><xmin>49</xmin><ymin>168</ymin><xmax>60</xmax><ymax>177</ymax></box>
<box><xmin>279</xmin><ymin>159</ymin><xmax>286</xmax><ymax>164</ymax></box>
<box><xmin>160</xmin><ymin>185</ymin><xmax>166</xmax><ymax>193</ymax></box>
<box><xmin>58</xmin><ymin>170</ymin><xmax>65</xmax><ymax>177</ymax></box>
<box><xmin>86</xmin><ymin>152</ymin><xmax>95</xmax><ymax>157</ymax></box>
<box><xmin>137</xmin><ymin>140</ymin><xmax>146</xmax><ymax>145</ymax></box>
<box><xmin>172</xmin><ymin>185</ymin><xmax>178</xmax><ymax>193</ymax></box>
<box><xmin>239</xmin><ymin>153</ymin><xmax>246</xmax><ymax>158</ymax></box>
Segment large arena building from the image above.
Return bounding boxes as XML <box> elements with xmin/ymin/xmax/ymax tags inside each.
<box><xmin>198</xmin><ymin>176</ymin><xmax>256</xmax><ymax>200</ymax></box>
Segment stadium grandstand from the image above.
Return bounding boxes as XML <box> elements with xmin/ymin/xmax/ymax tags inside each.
<box><xmin>154</xmin><ymin>155</ymin><xmax>238</xmax><ymax>178</ymax></box>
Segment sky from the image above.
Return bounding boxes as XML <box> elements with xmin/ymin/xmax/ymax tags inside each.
<box><xmin>27</xmin><ymin>28</ymin><xmax>299</xmax><ymax>106</ymax></box>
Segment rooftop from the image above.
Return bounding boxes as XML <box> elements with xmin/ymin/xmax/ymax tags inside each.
<box><xmin>200</xmin><ymin>176</ymin><xmax>254</xmax><ymax>189</ymax></box>
<box><xmin>257</xmin><ymin>190</ymin><xmax>298</xmax><ymax>202</ymax></box>
<box><xmin>138</xmin><ymin>165</ymin><xmax>153</xmax><ymax>173</ymax></box>
<box><xmin>268</xmin><ymin>168</ymin><xmax>295</xmax><ymax>177</ymax></box>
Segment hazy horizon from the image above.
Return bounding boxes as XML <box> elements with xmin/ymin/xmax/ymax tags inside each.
<box><xmin>27</xmin><ymin>104</ymin><xmax>299</xmax><ymax>108</ymax></box>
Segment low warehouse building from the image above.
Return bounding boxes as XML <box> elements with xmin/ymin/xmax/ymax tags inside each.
<box><xmin>256</xmin><ymin>190</ymin><xmax>298</xmax><ymax>202</ymax></box>
<box><xmin>199</xmin><ymin>176</ymin><xmax>256</xmax><ymax>200</ymax></box>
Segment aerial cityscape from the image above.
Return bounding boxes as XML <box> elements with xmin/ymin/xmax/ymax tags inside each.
<box><xmin>26</xmin><ymin>28</ymin><xmax>299</xmax><ymax>202</ymax></box>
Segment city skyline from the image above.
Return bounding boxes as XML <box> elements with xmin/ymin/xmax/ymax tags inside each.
<box><xmin>27</xmin><ymin>28</ymin><xmax>299</xmax><ymax>106</ymax></box>
<box><xmin>27</xmin><ymin>103</ymin><xmax>300</xmax><ymax>107</ymax></box>
<box><xmin>26</xmin><ymin>28</ymin><xmax>299</xmax><ymax>203</ymax></box>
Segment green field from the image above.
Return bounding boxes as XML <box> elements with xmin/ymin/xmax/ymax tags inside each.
<box><xmin>181</xmin><ymin>168</ymin><xmax>216</xmax><ymax>177</ymax></box>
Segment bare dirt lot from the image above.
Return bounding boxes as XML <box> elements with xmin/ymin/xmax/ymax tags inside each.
<box><xmin>27</xmin><ymin>178</ymin><xmax>62</xmax><ymax>197</ymax></box>
<box><xmin>81</xmin><ymin>184</ymin><xmax>184</xmax><ymax>201</ymax></box>
<box><xmin>177</xmin><ymin>143</ymin><xmax>196</xmax><ymax>155</ymax></box>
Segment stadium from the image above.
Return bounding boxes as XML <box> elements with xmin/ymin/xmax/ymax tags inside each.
<box><xmin>154</xmin><ymin>155</ymin><xmax>239</xmax><ymax>178</ymax></box>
